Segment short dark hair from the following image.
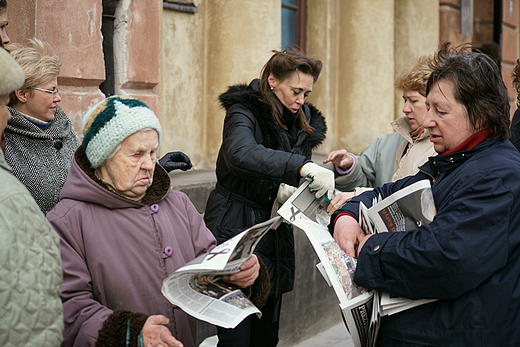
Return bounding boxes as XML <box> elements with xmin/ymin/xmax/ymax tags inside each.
<box><xmin>426</xmin><ymin>43</ymin><xmax>510</xmax><ymax>140</ymax></box>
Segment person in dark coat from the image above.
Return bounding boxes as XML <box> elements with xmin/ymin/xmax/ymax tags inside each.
<box><xmin>204</xmin><ymin>48</ymin><xmax>333</xmax><ymax>347</ymax></box>
<box><xmin>331</xmin><ymin>45</ymin><xmax>520</xmax><ymax>346</ymax></box>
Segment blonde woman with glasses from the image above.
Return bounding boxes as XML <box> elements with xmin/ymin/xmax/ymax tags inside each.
<box><xmin>6</xmin><ymin>38</ymin><xmax>79</xmax><ymax>214</ymax></box>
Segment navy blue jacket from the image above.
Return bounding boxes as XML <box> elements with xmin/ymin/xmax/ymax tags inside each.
<box><xmin>333</xmin><ymin>139</ymin><xmax>520</xmax><ymax>346</ymax></box>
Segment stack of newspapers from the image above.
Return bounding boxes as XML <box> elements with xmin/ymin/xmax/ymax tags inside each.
<box><xmin>277</xmin><ymin>180</ymin><xmax>437</xmax><ymax>347</ymax></box>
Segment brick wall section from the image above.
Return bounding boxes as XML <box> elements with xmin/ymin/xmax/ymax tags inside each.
<box><xmin>439</xmin><ymin>0</ymin><xmax>472</xmax><ymax>45</ymax></box>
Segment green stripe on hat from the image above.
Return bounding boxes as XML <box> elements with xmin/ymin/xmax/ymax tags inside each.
<box><xmin>82</xmin><ymin>96</ymin><xmax>162</xmax><ymax>168</ymax></box>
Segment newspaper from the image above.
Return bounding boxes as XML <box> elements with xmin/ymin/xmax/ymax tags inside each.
<box><xmin>277</xmin><ymin>181</ymin><xmax>375</xmax><ymax>347</ymax></box>
<box><xmin>277</xmin><ymin>179</ymin><xmax>437</xmax><ymax>347</ymax></box>
<box><xmin>161</xmin><ymin>216</ymin><xmax>282</xmax><ymax>329</ymax></box>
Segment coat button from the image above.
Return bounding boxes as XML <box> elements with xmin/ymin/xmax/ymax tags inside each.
<box><xmin>373</xmin><ymin>245</ymin><xmax>381</xmax><ymax>251</ymax></box>
<box><xmin>150</xmin><ymin>204</ymin><xmax>159</xmax><ymax>213</ymax></box>
<box><xmin>164</xmin><ymin>246</ymin><xmax>173</xmax><ymax>257</ymax></box>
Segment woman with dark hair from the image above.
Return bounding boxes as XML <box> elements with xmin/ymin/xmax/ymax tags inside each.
<box><xmin>331</xmin><ymin>45</ymin><xmax>520</xmax><ymax>346</ymax></box>
<box><xmin>203</xmin><ymin>48</ymin><xmax>333</xmax><ymax>347</ymax></box>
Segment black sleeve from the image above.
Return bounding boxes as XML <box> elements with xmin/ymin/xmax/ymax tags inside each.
<box><xmin>220</xmin><ymin>106</ymin><xmax>306</xmax><ymax>186</ymax></box>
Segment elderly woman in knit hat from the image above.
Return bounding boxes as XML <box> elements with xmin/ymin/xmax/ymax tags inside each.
<box><xmin>47</xmin><ymin>95</ymin><xmax>262</xmax><ymax>347</ymax></box>
<box><xmin>0</xmin><ymin>45</ymin><xmax>63</xmax><ymax>345</ymax></box>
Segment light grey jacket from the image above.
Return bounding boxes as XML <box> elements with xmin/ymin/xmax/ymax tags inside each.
<box><xmin>0</xmin><ymin>150</ymin><xmax>63</xmax><ymax>346</ymax></box>
<box><xmin>335</xmin><ymin>116</ymin><xmax>435</xmax><ymax>191</ymax></box>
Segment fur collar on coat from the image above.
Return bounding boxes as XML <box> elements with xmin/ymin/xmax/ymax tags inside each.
<box><xmin>218</xmin><ymin>79</ymin><xmax>327</xmax><ymax>152</ymax></box>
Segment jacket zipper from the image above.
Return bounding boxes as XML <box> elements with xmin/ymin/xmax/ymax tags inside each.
<box><xmin>419</xmin><ymin>169</ymin><xmax>437</xmax><ymax>183</ymax></box>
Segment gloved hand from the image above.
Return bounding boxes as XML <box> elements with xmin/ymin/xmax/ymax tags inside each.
<box><xmin>159</xmin><ymin>151</ymin><xmax>192</xmax><ymax>172</ymax></box>
<box><xmin>276</xmin><ymin>183</ymin><xmax>298</xmax><ymax>204</ymax></box>
<box><xmin>300</xmin><ymin>162</ymin><xmax>335</xmax><ymax>202</ymax></box>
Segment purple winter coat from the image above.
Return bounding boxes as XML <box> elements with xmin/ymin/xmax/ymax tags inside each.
<box><xmin>47</xmin><ymin>149</ymin><xmax>216</xmax><ymax>347</ymax></box>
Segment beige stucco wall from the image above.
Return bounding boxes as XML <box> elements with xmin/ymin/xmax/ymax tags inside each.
<box><xmin>159</xmin><ymin>0</ymin><xmax>442</xmax><ymax>166</ymax></box>
<box><xmin>394</xmin><ymin>0</ymin><xmax>440</xmax><ymax>121</ymax></box>
<box><xmin>331</xmin><ymin>0</ymin><xmax>396</xmax><ymax>155</ymax></box>
<box><xmin>159</xmin><ymin>1</ymin><xmax>208</xmax><ymax>168</ymax></box>
<box><xmin>159</xmin><ymin>0</ymin><xmax>280</xmax><ymax>169</ymax></box>
<box><xmin>305</xmin><ymin>0</ymin><xmax>339</xmax><ymax>156</ymax></box>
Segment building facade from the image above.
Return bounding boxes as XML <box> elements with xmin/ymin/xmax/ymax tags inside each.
<box><xmin>6</xmin><ymin>0</ymin><xmax>519</xmax><ymax>345</ymax></box>
<box><xmin>7</xmin><ymin>0</ymin><xmax>518</xmax><ymax>168</ymax></box>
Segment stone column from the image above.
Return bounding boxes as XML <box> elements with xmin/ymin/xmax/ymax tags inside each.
<box><xmin>114</xmin><ymin>0</ymin><xmax>161</xmax><ymax>115</ymax></box>
<box><xmin>203</xmin><ymin>0</ymin><xmax>280</xmax><ymax>167</ymax></box>
<box><xmin>334</xmin><ymin>0</ymin><xmax>396</xmax><ymax>154</ymax></box>
<box><xmin>306</xmin><ymin>0</ymin><xmax>340</xmax><ymax>155</ymax></box>
<box><xmin>159</xmin><ymin>2</ymin><xmax>207</xmax><ymax>165</ymax></box>
<box><xmin>394</xmin><ymin>0</ymin><xmax>439</xmax><ymax>120</ymax></box>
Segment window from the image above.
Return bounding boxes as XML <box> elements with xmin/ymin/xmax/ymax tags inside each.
<box><xmin>281</xmin><ymin>0</ymin><xmax>307</xmax><ymax>51</ymax></box>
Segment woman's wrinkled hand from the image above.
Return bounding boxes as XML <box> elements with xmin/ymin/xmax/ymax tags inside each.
<box><xmin>327</xmin><ymin>191</ymin><xmax>356</xmax><ymax>215</ymax></box>
<box><xmin>142</xmin><ymin>315</ymin><xmax>183</xmax><ymax>347</ymax></box>
<box><xmin>222</xmin><ymin>254</ymin><xmax>260</xmax><ymax>288</ymax></box>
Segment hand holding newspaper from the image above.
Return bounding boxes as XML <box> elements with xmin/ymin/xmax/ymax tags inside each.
<box><xmin>277</xmin><ymin>179</ymin><xmax>437</xmax><ymax>347</ymax></box>
<box><xmin>161</xmin><ymin>216</ymin><xmax>282</xmax><ymax>329</ymax></box>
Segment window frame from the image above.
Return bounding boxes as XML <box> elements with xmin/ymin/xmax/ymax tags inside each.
<box><xmin>282</xmin><ymin>0</ymin><xmax>307</xmax><ymax>51</ymax></box>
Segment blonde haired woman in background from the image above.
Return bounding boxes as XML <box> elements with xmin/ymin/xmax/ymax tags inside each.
<box><xmin>6</xmin><ymin>38</ymin><xmax>78</xmax><ymax>214</ymax></box>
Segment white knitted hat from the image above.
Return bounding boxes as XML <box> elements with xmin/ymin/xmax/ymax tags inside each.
<box><xmin>81</xmin><ymin>96</ymin><xmax>162</xmax><ymax>168</ymax></box>
<box><xmin>0</xmin><ymin>48</ymin><xmax>25</xmax><ymax>95</ymax></box>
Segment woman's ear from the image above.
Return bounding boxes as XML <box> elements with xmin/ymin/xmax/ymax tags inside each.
<box><xmin>14</xmin><ymin>89</ymin><xmax>27</xmax><ymax>103</ymax></box>
<box><xmin>268</xmin><ymin>74</ymin><xmax>277</xmax><ymax>90</ymax></box>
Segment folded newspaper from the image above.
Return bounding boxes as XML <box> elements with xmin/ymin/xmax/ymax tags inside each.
<box><xmin>277</xmin><ymin>179</ymin><xmax>437</xmax><ymax>347</ymax></box>
<box><xmin>161</xmin><ymin>216</ymin><xmax>282</xmax><ymax>329</ymax></box>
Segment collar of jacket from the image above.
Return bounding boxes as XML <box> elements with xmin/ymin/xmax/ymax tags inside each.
<box><xmin>6</xmin><ymin>104</ymin><xmax>71</xmax><ymax>139</ymax></box>
<box><xmin>391</xmin><ymin>116</ymin><xmax>430</xmax><ymax>144</ymax></box>
<box><xmin>218</xmin><ymin>79</ymin><xmax>326</xmax><ymax>151</ymax></box>
<box><xmin>421</xmin><ymin>139</ymin><xmax>501</xmax><ymax>180</ymax></box>
<box><xmin>75</xmin><ymin>147</ymin><xmax>171</xmax><ymax>205</ymax></box>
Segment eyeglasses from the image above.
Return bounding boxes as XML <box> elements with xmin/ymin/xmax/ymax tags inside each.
<box><xmin>31</xmin><ymin>87</ymin><xmax>60</xmax><ymax>95</ymax></box>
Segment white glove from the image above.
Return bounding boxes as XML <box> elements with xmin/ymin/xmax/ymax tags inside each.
<box><xmin>300</xmin><ymin>162</ymin><xmax>335</xmax><ymax>202</ymax></box>
<box><xmin>276</xmin><ymin>183</ymin><xmax>298</xmax><ymax>204</ymax></box>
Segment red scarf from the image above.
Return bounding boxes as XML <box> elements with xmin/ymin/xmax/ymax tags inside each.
<box><xmin>440</xmin><ymin>129</ymin><xmax>492</xmax><ymax>156</ymax></box>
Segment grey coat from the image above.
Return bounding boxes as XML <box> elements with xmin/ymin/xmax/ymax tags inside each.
<box><xmin>5</xmin><ymin>104</ymin><xmax>78</xmax><ymax>214</ymax></box>
<box><xmin>0</xmin><ymin>150</ymin><xmax>63</xmax><ymax>346</ymax></box>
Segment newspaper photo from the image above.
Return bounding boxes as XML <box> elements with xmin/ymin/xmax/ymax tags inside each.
<box><xmin>366</xmin><ymin>180</ymin><xmax>436</xmax><ymax>233</ymax></box>
<box><xmin>161</xmin><ymin>216</ymin><xmax>282</xmax><ymax>329</ymax></box>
